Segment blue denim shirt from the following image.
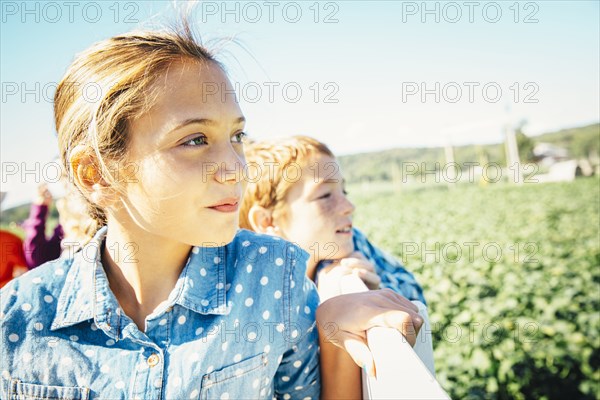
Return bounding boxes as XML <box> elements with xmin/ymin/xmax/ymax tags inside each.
<box><xmin>1</xmin><ymin>227</ymin><xmax>320</xmax><ymax>400</ymax></box>
<box><xmin>316</xmin><ymin>228</ymin><xmax>427</xmax><ymax>305</ymax></box>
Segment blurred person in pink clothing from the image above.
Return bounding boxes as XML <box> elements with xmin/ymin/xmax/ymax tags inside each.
<box><xmin>23</xmin><ymin>183</ymin><xmax>95</xmax><ymax>268</ymax></box>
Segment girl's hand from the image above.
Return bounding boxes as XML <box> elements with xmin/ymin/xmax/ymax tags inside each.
<box><xmin>316</xmin><ymin>289</ymin><xmax>423</xmax><ymax>377</ymax></box>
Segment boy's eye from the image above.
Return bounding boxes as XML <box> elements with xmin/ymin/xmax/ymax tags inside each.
<box><xmin>343</xmin><ymin>189</ymin><xmax>349</xmax><ymax>195</ymax></box>
<box><xmin>182</xmin><ymin>134</ymin><xmax>208</xmax><ymax>146</ymax></box>
<box><xmin>232</xmin><ymin>132</ymin><xmax>247</xmax><ymax>144</ymax></box>
<box><xmin>317</xmin><ymin>193</ymin><xmax>331</xmax><ymax>200</ymax></box>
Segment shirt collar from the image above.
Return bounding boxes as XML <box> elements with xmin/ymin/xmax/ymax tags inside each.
<box><xmin>51</xmin><ymin>227</ymin><xmax>229</xmax><ymax>335</ymax></box>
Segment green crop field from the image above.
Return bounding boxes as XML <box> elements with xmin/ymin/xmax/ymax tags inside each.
<box><xmin>2</xmin><ymin>177</ymin><xmax>598</xmax><ymax>398</ymax></box>
<box><xmin>348</xmin><ymin>177</ymin><xmax>599</xmax><ymax>399</ymax></box>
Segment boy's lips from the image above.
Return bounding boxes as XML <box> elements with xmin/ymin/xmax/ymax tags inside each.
<box><xmin>336</xmin><ymin>224</ymin><xmax>353</xmax><ymax>234</ymax></box>
<box><xmin>207</xmin><ymin>197</ymin><xmax>240</xmax><ymax>213</ymax></box>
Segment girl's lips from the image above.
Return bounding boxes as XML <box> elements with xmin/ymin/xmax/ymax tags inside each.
<box><xmin>207</xmin><ymin>197</ymin><xmax>240</xmax><ymax>213</ymax></box>
<box><xmin>208</xmin><ymin>202</ymin><xmax>239</xmax><ymax>213</ymax></box>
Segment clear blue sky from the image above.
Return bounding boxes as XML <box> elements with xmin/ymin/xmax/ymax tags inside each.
<box><xmin>1</xmin><ymin>1</ymin><xmax>599</xmax><ymax>207</ymax></box>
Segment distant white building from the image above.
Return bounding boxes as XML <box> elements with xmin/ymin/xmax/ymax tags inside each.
<box><xmin>533</xmin><ymin>143</ymin><xmax>569</xmax><ymax>168</ymax></box>
<box><xmin>529</xmin><ymin>142</ymin><xmax>595</xmax><ymax>182</ymax></box>
<box><xmin>535</xmin><ymin>160</ymin><xmax>582</xmax><ymax>183</ymax></box>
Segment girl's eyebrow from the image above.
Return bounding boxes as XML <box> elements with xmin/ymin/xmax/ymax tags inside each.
<box><xmin>168</xmin><ymin>116</ymin><xmax>246</xmax><ymax>133</ymax></box>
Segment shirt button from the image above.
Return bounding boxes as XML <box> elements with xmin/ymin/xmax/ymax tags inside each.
<box><xmin>147</xmin><ymin>354</ymin><xmax>160</xmax><ymax>367</ymax></box>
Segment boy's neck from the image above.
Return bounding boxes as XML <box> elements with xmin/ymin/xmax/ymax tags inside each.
<box><xmin>102</xmin><ymin>219</ymin><xmax>191</xmax><ymax>331</ymax></box>
<box><xmin>306</xmin><ymin>257</ymin><xmax>318</xmax><ymax>282</ymax></box>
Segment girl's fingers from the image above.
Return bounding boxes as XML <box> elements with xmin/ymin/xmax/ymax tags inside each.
<box><xmin>338</xmin><ymin>331</ymin><xmax>376</xmax><ymax>378</ymax></box>
<box><xmin>373</xmin><ymin>288</ymin><xmax>419</xmax><ymax>312</ymax></box>
<box><xmin>317</xmin><ymin>290</ymin><xmax>424</xmax><ymax>354</ymax></box>
<box><xmin>367</xmin><ymin>308</ymin><xmax>423</xmax><ymax>347</ymax></box>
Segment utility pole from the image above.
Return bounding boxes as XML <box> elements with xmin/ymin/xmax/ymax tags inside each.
<box><xmin>504</xmin><ymin>104</ymin><xmax>522</xmax><ymax>185</ymax></box>
<box><xmin>505</xmin><ymin>124</ymin><xmax>522</xmax><ymax>184</ymax></box>
<box><xmin>444</xmin><ymin>143</ymin><xmax>457</xmax><ymax>187</ymax></box>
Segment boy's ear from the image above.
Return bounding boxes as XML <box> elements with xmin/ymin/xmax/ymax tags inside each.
<box><xmin>247</xmin><ymin>204</ymin><xmax>277</xmax><ymax>234</ymax></box>
<box><xmin>69</xmin><ymin>144</ymin><xmax>117</xmax><ymax>207</ymax></box>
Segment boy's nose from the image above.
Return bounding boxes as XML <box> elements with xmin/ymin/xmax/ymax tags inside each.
<box><xmin>340</xmin><ymin>196</ymin><xmax>355</xmax><ymax>216</ymax></box>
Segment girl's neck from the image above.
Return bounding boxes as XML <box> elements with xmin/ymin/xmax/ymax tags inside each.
<box><xmin>102</xmin><ymin>219</ymin><xmax>191</xmax><ymax>330</ymax></box>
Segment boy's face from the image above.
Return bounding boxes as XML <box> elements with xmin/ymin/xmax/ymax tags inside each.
<box><xmin>274</xmin><ymin>154</ymin><xmax>356</xmax><ymax>272</ymax></box>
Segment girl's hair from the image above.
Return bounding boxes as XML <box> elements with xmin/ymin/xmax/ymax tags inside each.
<box><xmin>54</xmin><ymin>22</ymin><xmax>221</xmax><ymax>234</ymax></box>
<box><xmin>239</xmin><ymin>136</ymin><xmax>335</xmax><ymax>230</ymax></box>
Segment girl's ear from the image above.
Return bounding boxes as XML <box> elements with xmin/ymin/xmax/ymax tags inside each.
<box><xmin>69</xmin><ymin>144</ymin><xmax>117</xmax><ymax>207</ymax></box>
<box><xmin>247</xmin><ymin>205</ymin><xmax>277</xmax><ymax>234</ymax></box>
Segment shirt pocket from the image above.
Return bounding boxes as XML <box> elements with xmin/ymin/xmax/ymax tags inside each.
<box><xmin>200</xmin><ymin>353</ymin><xmax>268</xmax><ymax>400</ymax></box>
<box><xmin>9</xmin><ymin>379</ymin><xmax>90</xmax><ymax>400</ymax></box>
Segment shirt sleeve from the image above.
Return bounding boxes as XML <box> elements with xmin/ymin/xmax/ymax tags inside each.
<box><xmin>273</xmin><ymin>246</ymin><xmax>320</xmax><ymax>400</ymax></box>
<box><xmin>353</xmin><ymin>228</ymin><xmax>428</xmax><ymax>305</ymax></box>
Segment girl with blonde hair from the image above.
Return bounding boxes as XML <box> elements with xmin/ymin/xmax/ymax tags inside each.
<box><xmin>0</xmin><ymin>22</ymin><xmax>422</xmax><ymax>400</ymax></box>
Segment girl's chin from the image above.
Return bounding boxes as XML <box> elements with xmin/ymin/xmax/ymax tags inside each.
<box><xmin>191</xmin><ymin>227</ymin><xmax>238</xmax><ymax>248</ymax></box>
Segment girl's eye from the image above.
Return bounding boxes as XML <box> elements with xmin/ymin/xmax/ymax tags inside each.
<box><xmin>318</xmin><ymin>193</ymin><xmax>331</xmax><ymax>200</ymax></box>
<box><xmin>232</xmin><ymin>131</ymin><xmax>247</xmax><ymax>144</ymax></box>
<box><xmin>343</xmin><ymin>189</ymin><xmax>349</xmax><ymax>195</ymax></box>
<box><xmin>182</xmin><ymin>135</ymin><xmax>208</xmax><ymax>146</ymax></box>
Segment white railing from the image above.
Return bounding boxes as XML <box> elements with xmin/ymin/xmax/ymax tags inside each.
<box><xmin>340</xmin><ymin>275</ymin><xmax>450</xmax><ymax>400</ymax></box>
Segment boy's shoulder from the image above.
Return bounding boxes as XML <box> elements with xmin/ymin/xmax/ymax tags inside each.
<box><xmin>352</xmin><ymin>227</ymin><xmax>401</xmax><ymax>266</ymax></box>
<box><xmin>352</xmin><ymin>227</ymin><xmax>378</xmax><ymax>258</ymax></box>
<box><xmin>351</xmin><ymin>227</ymin><xmax>428</xmax><ymax>304</ymax></box>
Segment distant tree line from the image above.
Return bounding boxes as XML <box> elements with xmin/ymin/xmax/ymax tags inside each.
<box><xmin>338</xmin><ymin>123</ymin><xmax>599</xmax><ymax>184</ymax></box>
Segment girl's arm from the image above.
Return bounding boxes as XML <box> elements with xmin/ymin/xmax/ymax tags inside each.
<box><xmin>315</xmin><ymin>262</ymin><xmax>363</xmax><ymax>399</ymax></box>
<box><xmin>316</xmin><ymin>290</ymin><xmax>424</xmax><ymax>378</ymax></box>
<box><xmin>319</xmin><ymin>325</ymin><xmax>362</xmax><ymax>399</ymax></box>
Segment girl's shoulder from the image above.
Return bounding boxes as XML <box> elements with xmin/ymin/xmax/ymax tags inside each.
<box><xmin>0</xmin><ymin>256</ymin><xmax>74</xmax><ymax>324</ymax></box>
<box><xmin>226</xmin><ymin>229</ymin><xmax>318</xmax><ymax>316</ymax></box>
<box><xmin>229</xmin><ymin>229</ymin><xmax>309</xmax><ymax>269</ymax></box>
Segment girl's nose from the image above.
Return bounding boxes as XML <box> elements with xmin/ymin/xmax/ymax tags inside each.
<box><xmin>216</xmin><ymin>146</ymin><xmax>245</xmax><ymax>184</ymax></box>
